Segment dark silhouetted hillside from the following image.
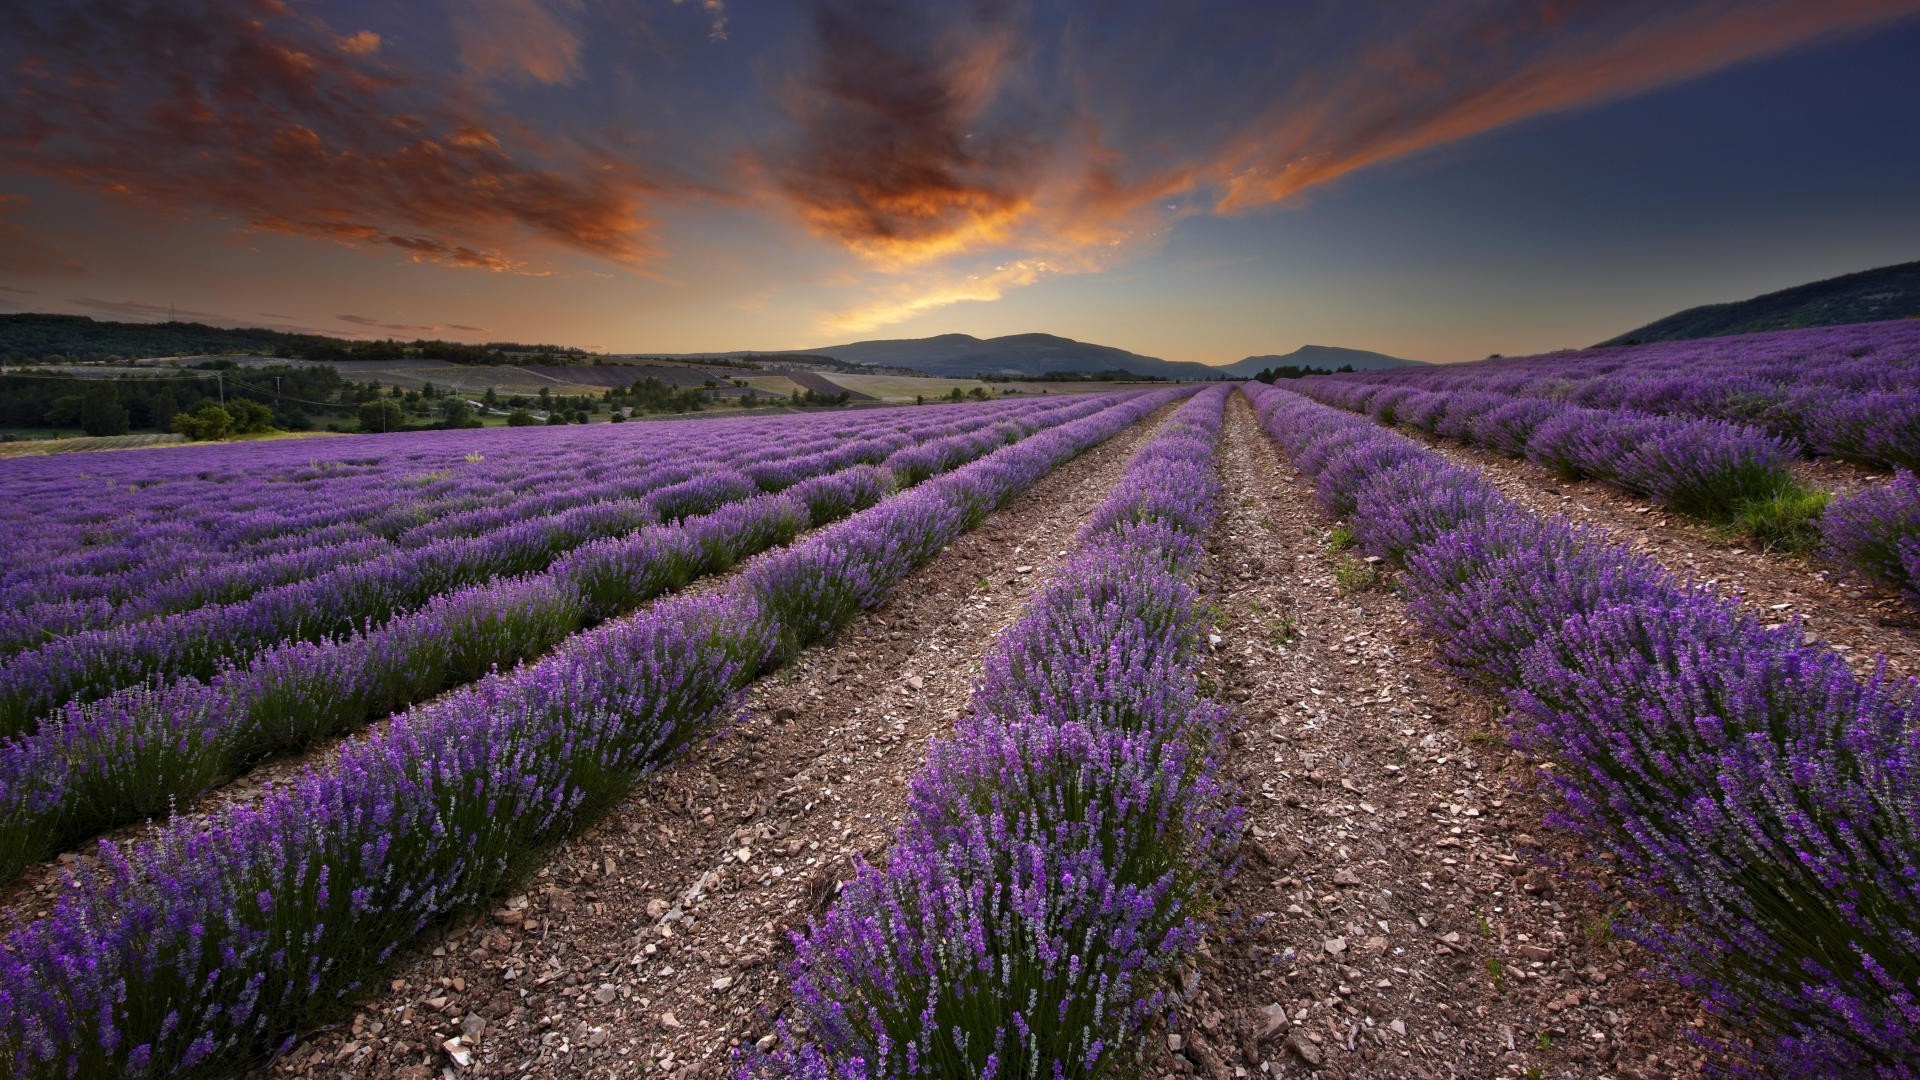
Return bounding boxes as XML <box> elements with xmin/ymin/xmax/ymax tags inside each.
<box><xmin>1602</xmin><ymin>260</ymin><xmax>1920</xmax><ymax>345</ymax></box>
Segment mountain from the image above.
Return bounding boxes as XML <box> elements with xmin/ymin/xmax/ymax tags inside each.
<box><xmin>691</xmin><ymin>333</ymin><xmax>1421</xmax><ymax>379</ymax></box>
<box><xmin>1601</xmin><ymin>260</ymin><xmax>1920</xmax><ymax>345</ymax></box>
<box><xmin>800</xmin><ymin>332</ymin><xmax>1215</xmax><ymax>379</ymax></box>
<box><xmin>1215</xmin><ymin>344</ymin><xmax>1424</xmax><ymax>377</ymax></box>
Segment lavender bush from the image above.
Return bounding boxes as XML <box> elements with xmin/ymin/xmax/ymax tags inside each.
<box><xmin>1822</xmin><ymin>471</ymin><xmax>1920</xmax><ymax>607</ymax></box>
<box><xmin>1243</xmin><ymin>381</ymin><xmax>1920</xmax><ymax>1074</ymax></box>
<box><xmin>0</xmin><ymin>389</ymin><xmax>1187</xmax><ymax>1078</ymax></box>
<box><xmin>0</xmin><ymin>399</ymin><xmax>1142</xmax><ymax>885</ymax></box>
<box><xmin>751</xmin><ymin>388</ymin><xmax>1235</xmax><ymax>1077</ymax></box>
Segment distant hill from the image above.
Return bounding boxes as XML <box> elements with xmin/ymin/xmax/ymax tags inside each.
<box><xmin>800</xmin><ymin>333</ymin><xmax>1211</xmax><ymax>379</ymax></box>
<box><xmin>673</xmin><ymin>334</ymin><xmax>1420</xmax><ymax>380</ymax></box>
<box><xmin>1215</xmin><ymin>345</ymin><xmax>1423</xmax><ymax>377</ymax></box>
<box><xmin>1602</xmin><ymin>260</ymin><xmax>1920</xmax><ymax>345</ymax></box>
<box><xmin>0</xmin><ymin>313</ymin><xmax>590</xmax><ymax>364</ymax></box>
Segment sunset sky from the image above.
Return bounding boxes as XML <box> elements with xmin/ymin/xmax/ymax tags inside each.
<box><xmin>3</xmin><ymin>0</ymin><xmax>1919</xmax><ymax>364</ymax></box>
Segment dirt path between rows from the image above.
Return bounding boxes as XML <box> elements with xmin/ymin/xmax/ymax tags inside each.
<box><xmin>267</xmin><ymin>406</ymin><xmax>1174</xmax><ymax>1080</ymax></box>
<box><xmin>1152</xmin><ymin>394</ymin><xmax>1704</xmax><ymax>1080</ymax></box>
<box><xmin>1408</xmin><ymin>435</ymin><xmax>1919</xmax><ymax>683</ymax></box>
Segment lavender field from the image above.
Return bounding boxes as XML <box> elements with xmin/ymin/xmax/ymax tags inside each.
<box><xmin>1</xmin><ymin>331</ymin><xmax>1917</xmax><ymax>1078</ymax></box>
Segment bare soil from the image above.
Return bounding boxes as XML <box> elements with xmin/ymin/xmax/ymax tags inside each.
<box><xmin>265</xmin><ymin>406</ymin><xmax>1175</xmax><ymax>1079</ymax></box>
<box><xmin>1150</xmin><ymin>396</ymin><xmax>1706</xmax><ymax>1080</ymax></box>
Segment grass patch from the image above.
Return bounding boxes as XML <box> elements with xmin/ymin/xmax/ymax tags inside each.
<box><xmin>1728</xmin><ymin>479</ymin><xmax>1830</xmax><ymax>552</ymax></box>
<box><xmin>1334</xmin><ymin>559</ymin><xmax>1380</xmax><ymax>593</ymax></box>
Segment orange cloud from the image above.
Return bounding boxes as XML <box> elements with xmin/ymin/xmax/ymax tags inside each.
<box><xmin>1210</xmin><ymin>0</ymin><xmax>1920</xmax><ymax>212</ymax></box>
<box><xmin>772</xmin><ymin>0</ymin><xmax>1920</xmax><ymax>334</ymax></box>
<box><xmin>450</xmin><ymin>0</ymin><xmax>583</xmax><ymax>86</ymax></box>
<box><xmin>822</xmin><ymin>259</ymin><xmax>1049</xmax><ymax>334</ymax></box>
<box><xmin>2</xmin><ymin>0</ymin><xmax>652</xmax><ymax>272</ymax></box>
<box><xmin>336</xmin><ymin>30</ymin><xmax>382</xmax><ymax>56</ymax></box>
<box><xmin>770</xmin><ymin>1</ymin><xmax>1047</xmax><ymax>268</ymax></box>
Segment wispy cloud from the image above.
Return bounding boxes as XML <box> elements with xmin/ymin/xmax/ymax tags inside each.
<box><xmin>338</xmin><ymin>313</ymin><xmax>441</xmax><ymax>334</ymax></box>
<box><xmin>1</xmin><ymin>0</ymin><xmax>656</xmax><ymax>273</ymax></box>
<box><xmin>773</xmin><ymin>0</ymin><xmax>1920</xmax><ymax>332</ymax></box>
<box><xmin>1206</xmin><ymin>0</ymin><xmax>1920</xmax><ymax>213</ymax></box>
<box><xmin>673</xmin><ymin>0</ymin><xmax>729</xmax><ymax>42</ymax></box>
<box><xmin>449</xmin><ymin>0</ymin><xmax>584</xmax><ymax>85</ymax></box>
<box><xmin>68</xmin><ymin>298</ymin><xmax>223</xmax><ymax>321</ymax></box>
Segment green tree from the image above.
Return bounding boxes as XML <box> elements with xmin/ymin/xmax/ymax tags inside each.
<box><xmin>227</xmin><ymin>398</ymin><xmax>274</xmax><ymax>434</ymax></box>
<box><xmin>482</xmin><ymin>387</ymin><xmax>500</xmax><ymax>410</ymax></box>
<box><xmin>79</xmin><ymin>385</ymin><xmax>131</xmax><ymax>436</ymax></box>
<box><xmin>44</xmin><ymin>394</ymin><xmax>84</xmax><ymax>427</ymax></box>
<box><xmin>439</xmin><ymin>397</ymin><xmax>481</xmax><ymax>428</ymax></box>
<box><xmin>358</xmin><ymin>399</ymin><xmax>405</xmax><ymax>433</ymax></box>
<box><xmin>173</xmin><ymin>403</ymin><xmax>234</xmax><ymax>440</ymax></box>
<box><xmin>505</xmin><ymin>408</ymin><xmax>537</xmax><ymax>427</ymax></box>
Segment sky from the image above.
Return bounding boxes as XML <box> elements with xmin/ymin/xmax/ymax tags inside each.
<box><xmin>3</xmin><ymin>1</ymin><xmax>1919</xmax><ymax>365</ymax></box>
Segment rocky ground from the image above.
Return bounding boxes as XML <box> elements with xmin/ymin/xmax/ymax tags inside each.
<box><xmin>266</xmin><ymin>406</ymin><xmax>1175</xmax><ymax>1079</ymax></box>
<box><xmin>1152</xmin><ymin>396</ymin><xmax>1707</xmax><ymax>1080</ymax></box>
<box><xmin>1413</xmin><ymin>435</ymin><xmax>1918</xmax><ymax>681</ymax></box>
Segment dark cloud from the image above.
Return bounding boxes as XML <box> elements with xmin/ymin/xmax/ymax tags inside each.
<box><xmin>337</xmin><ymin>313</ymin><xmax>440</xmax><ymax>334</ymax></box>
<box><xmin>769</xmin><ymin>0</ymin><xmax>1051</xmax><ymax>263</ymax></box>
<box><xmin>0</xmin><ymin>0</ymin><xmax>656</xmax><ymax>272</ymax></box>
<box><xmin>68</xmin><ymin>298</ymin><xmax>224</xmax><ymax>321</ymax></box>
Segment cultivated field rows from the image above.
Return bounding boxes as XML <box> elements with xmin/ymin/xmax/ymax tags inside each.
<box><xmin>0</xmin><ymin>390</ymin><xmax>1184</xmax><ymax>1076</ymax></box>
<box><xmin>1</xmin><ymin>365</ymin><xmax>1915</xmax><ymax>1077</ymax></box>
<box><xmin>0</xmin><ymin>395</ymin><xmax>1132</xmax><ymax>886</ymax></box>
<box><xmin>267</xmin><ymin>390</ymin><xmax>1182</xmax><ymax>1078</ymax></box>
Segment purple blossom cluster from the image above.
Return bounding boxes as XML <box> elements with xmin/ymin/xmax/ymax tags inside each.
<box><xmin>1295</xmin><ymin>379</ymin><xmax>1798</xmax><ymax>519</ymax></box>
<box><xmin>1822</xmin><ymin>470</ymin><xmax>1920</xmax><ymax>608</ymax></box>
<box><xmin>1298</xmin><ymin>318</ymin><xmax>1920</xmax><ymax>469</ymax></box>
<box><xmin>749</xmin><ymin>387</ymin><xmax>1237</xmax><ymax>1078</ymax></box>
<box><xmin>1243</xmin><ymin>382</ymin><xmax>1920</xmax><ymax>1074</ymax></box>
<box><xmin>0</xmin><ymin>389</ymin><xmax>1186</xmax><ymax>1078</ymax></box>
<box><xmin>0</xmin><ymin>396</ymin><xmax>1139</xmax><ymax>885</ymax></box>
<box><xmin>0</xmin><ymin>398</ymin><xmax>1108</xmax><ymax>731</ymax></box>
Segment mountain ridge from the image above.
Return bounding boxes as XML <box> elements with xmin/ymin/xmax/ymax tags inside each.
<box><xmin>1602</xmin><ymin>259</ymin><xmax>1920</xmax><ymax>345</ymax></box>
<box><xmin>673</xmin><ymin>333</ymin><xmax>1422</xmax><ymax>379</ymax></box>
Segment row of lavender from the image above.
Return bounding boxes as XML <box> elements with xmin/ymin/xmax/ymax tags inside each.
<box><xmin>0</xmin><ymin>389</ymin><xmax>1186</xmax><ymax>1078</ymax></box>
<box><xmin>0</xmin><ymin>394</ymin><xmax>1136</xmax><ymax>883</ymax></box>
<box><xmin>1291</xmin><ymin>376</ymin><xmax>1799</xmax><ymax>521</ymax></box>
<box><xmin>1291</xmin><ymin>367</ymin><xmax>1920</xmax><ymax>607</ymax></box>
<box><xmin>1243</xmin><ymin>381</ymin><xmax>1920</xmax><ymax>1073</ymax></box>
<box><xmin>0</xmin><ymin>398</ymin><xmax>1098</xmax><ymax>728</ymax></box>
<box><xmin>5</xmin><ymin>416</ymin><xmax>771</xmax><ymax>610</ymax></box>
<box><xmin>0</xmin><ymin>401</ymin><xmax>1075</xmax><ymax>656</ymax></box>
<box><xmin>753</xmin><ymin>387</ymin><xmax>1236</xmax><ymax>1076</ymax></box>
<box><xmin>1310</xmin><ymin>319</ymin><xmax>1920</xmax><ymax>469</ymax></box>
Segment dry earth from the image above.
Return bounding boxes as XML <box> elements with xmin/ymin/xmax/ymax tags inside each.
<box><xmin>265</xmin><ymin>405</ymin><xmax>1176</xmax><ymax>1078</ymax></box>
<box><xmin>1151</xmin><ymin>396</ymin><xmax>1706</xmax><ymax>1080</ymax></box>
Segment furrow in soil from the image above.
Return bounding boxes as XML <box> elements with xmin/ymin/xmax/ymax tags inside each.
<box><xmin>1154</xmin><ymin>394</ymin><xmax>1706</xmax><ymax>1080</ymax></box>
<box><xmin>267</xmin><ymin>406</ymin><xmax>1173</xmax><ymax>1080</ymax></box>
